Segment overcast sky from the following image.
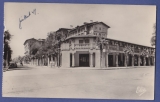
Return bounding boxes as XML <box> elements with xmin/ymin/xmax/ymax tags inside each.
<box><xmin>4</xmin><ymin>3</ymin><xmax>156</xmax><ymax>58</ymax></box>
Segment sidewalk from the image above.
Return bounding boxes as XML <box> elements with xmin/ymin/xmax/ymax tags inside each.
<box><xmin>24</xmin><ymin>64</ymin><xmax>154</xmax><ymax>70</ymax></box>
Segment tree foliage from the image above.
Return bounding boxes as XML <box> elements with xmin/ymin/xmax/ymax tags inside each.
<box><xmin>30</xmin><ymin>41</ymin><xmax>41</xmax><ymax>55</ymax></box>
<box><xmin>151</xmin><ymin>23</ymin><xmax>156</xmax><ymax>46</ymax></box>
<box><xmin>3</xmin><ymin>30</ymin><xmax>12</xmax><ymax>67</ymax></box>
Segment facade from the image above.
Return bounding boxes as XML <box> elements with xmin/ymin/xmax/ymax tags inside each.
<box><xmin>59</xmin><ymin>21</ymin><xmax>155</xmax><ymax>68</ymax></box>
<box><xmin>25</xmin><ymin>21</ymin><xmax>155</xmax><ymax>68</ymax></box>
<box><xmin>24</xmin><ymin>38</ymin><xmax>37</xmax><ymax>56</ymax></box>
<box><xmin>24</xmin><ymin>38</ymin><xmax>45</xmax><ymax>56</ymax></box>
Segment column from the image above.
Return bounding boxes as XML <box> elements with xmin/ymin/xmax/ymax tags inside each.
<box><xmin>37</xmin><ymin>58</ymin><xmax>38</xmax><ymax>66</ymax></box>
<box><xmin>153</xmin><ymin>56</ymin><xmax>155</xmax><ymax>66</ymax></box>
<box><xmin>116</xmin><ymin>53</ymin><xmax>118</xmax><ymax>67</ymax></box>
<box><xmin>90</xmin><ymin>52</ymin><xmax>93</xmax><ymax>67</ymax></box>
<box><xmin>43</xmin><ymin>57</ymin><xmax>44</xmax><ymax>66</ymax></box>
<box><xmin>148</xmin><ymin>56</ymin><xmax>151</xmax><ymax>66</ymax></box>
<box><xmin>57</xmin><ymin>53</ymin><xmax>60</xmax><ymax>67</ymax></box>
<box><xmin>124</xmin><ymin>54</ymin><xmax>127</xmax><ymax>67</ymax></box>
<box><xmin>105</xmin><ymin>52</ymin><xmax>108</xmax><ymax>68</ymax></box>
<box><xmin>143</xmin><ymin>56</ymin><xmax>146</xmax><ymax>66</ymax></box>
<box><xmin>48</xmin><ymin>56</ymin><xmax>50</xmax><ymax>67</ymax></box>
<box><xmin>72</xmin><ymin>53</ymin><xmax>75</xmax><ymax>67</ymax></box>
<box><xmin>39</xmin><ymin>57</ymin><xmax>42</xmax><ymax>66</ymax></box>
<box><xmin>56</xmin><ymin>56</ymin><xmax>58</xmax><ymax>67</ymax></box>
<box><xmin>138</xmin><ymin>55</ymin><xmax>141</xmax><ymax>66</ymax></box>
<box><xmin>95</xmin><ymin>51</ymin><xmax>100</xmax><ymax>68</ymax></box>
<box><xmin>132</xmin><ymin>55</ymin><xmax>134</xmax><ymax>67</ymax></box>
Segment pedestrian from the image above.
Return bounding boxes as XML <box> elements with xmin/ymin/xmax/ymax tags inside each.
<box><xmin>20</xmin><ymin>61</ymin><xmax>23</xmax><ymax>66</ymax></box>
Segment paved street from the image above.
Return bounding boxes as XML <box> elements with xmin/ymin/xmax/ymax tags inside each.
<box><xmin>2</xmin><ymin>65</ymin><xmax>154</xmax><ymax>100</ymax></box>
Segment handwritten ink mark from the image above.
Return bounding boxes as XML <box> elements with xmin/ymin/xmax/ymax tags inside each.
<box><xmin>19</xmin><ymin>9</ymin><xmax>37</xmax><ymax>29</ymax></box>
<box><xmin>136</xmin><ymin>86</ymin><xmax>147</xmax><ymax>96</ymax></box>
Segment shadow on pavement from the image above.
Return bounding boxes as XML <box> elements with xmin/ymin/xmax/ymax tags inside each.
<box><xmin>90</xmin><ymin>66</ymin><xmax>153</xmax><ymax>70</ymax></box>
<box><xmin>6</xmin><ymin>66</ymin><xmax>34</xmax><ymax>71</ymax></box>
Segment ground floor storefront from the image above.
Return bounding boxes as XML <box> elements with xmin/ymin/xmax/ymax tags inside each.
<box><xmin>61</xmin><ymin>50</ymin><xmax>155</xmax><ymax>68</ymax></box>
<box><xmin>26</xmin><ymin>50</ymin><xmax>155</xmax><ymax>68</ymax></box>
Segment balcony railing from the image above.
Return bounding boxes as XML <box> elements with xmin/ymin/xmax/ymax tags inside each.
<box><xmin>74</xmin><ymin>44</ymin><xmax>90</xmax><ymax>49</ymax></box>
<box><xmin>61</xmin><ymin>43</ymin><xmax>143</xmax><ymax>54</ymax></box>
<box><xmin>109</xmin><ymin>45</ymin><xmax>117</xmax><ymax>50</ymax></box>
<box><xmin>119</xmin><ymin>47</ymin><xmax>124</xmax><ymax>51</ymax></box>
<box><xmin>74</xmin><ymin>43</ymin><xmax>97</xmax><ymax>49</ymax></box>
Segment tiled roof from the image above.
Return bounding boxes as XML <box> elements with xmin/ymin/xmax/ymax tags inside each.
<box><xmin>69</xmin><ymin>22</ymin><xmax>110</xmax><ymax>33</ymax></box>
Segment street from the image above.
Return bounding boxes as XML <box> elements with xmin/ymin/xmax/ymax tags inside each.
<box><xmin>2</xmin><ymin>65</ymin><xmax>154</xmax><ymax>100</ymax></box>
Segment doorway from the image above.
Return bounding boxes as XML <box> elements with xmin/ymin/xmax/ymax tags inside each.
<box><xmin>79</xmin><ymin>54</ymin><xmax>89</xmax><ymax>67</ymax></box>
<box><xmin>108</xmin><ymin>55</ymin><xmax>114</xmax><ymax>67</ymax></box>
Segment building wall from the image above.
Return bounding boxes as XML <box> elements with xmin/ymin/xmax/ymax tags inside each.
<box><xmin>93</xmin><ymin>23</ymin><xmax>108</xmax><ymax>38</ymax></box>
<box><xmin>95</xmin><ymin>50</ymin><xmax>101</xmax><ymax>67</ymax></box>
<box><xmin>72</xmin><ymin>38</ymin><xmax>94</xmax><ymax>44</ymax></box>
<box><xmin>61</xmin><ymin>51</ymin><xmax>70</xmax><ymax>68</ymax></box>
<box><xmin>24</xmin><ymin>43</ymin><xmax>30</xmax><ymax>55</ymax></box>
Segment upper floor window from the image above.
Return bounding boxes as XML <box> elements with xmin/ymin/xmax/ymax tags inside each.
<box><xmin>85</xmin><ymin>39</ymin><xmax>89</xmax><ymax>43</ymax></box>
<box><xmin>99</xmin><ymin>27</ymin><xmax>101</xmax><ymax>30</ymax></box>
<box><xmin>79</xmin><ymin>40</ymin><xmax>83</xmax><ymax>44</ymax></box>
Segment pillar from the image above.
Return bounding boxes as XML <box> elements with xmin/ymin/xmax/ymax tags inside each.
<box><xmin>39</xmin><ymin>57</ymin><xmax>42</xmax><ymax>66</ymax></box>
<box><xmin>37</xmin><ymin>58</ymin><xmax>38</xmax><ymax>66</ymax></box>
<box><xmin>116</xmin><ymin>53</ymin><xmax>118</xmax><ymax>67</ymax></box>
<box><xmin>143</xmin><ymin>56</ymin><xmax>146</xmax><ymax>66</ymax></box>
<box><xmin>48</xmin><ymin>56</ymin><xmax>50</xmax><ymax>67</ymax></box>
<box><xmin>106</xmin><ymin>52</ymin><xmax>108</xmax><ymax>68</ymax></box>
<box><xmin>138</xmin><ymin>55</ymin><xmax>141</xmax><ymax>66</ymax></box>
<box><xmin>153</xmin><ymin>56</ymin><xmax>155</xmax><ymax>66</ymax></box>
<box><xmin>95</xmin><ymin>51</ymin><xmax>101</xmax><ymax>68</ymax></box>
<box><xmin>90</xmin><ymin>52</ymin><xmax>93</xmax><ymax>67</ymax></box>
<box><xmin>72</xmin><ymin>53</ymin><xmax>75</xmax><ymax>67</ymax></box>
<box><xmin>124</xmin><ymin>54</ymin><xmax>127</xmax><ymax>67</ymax></box>
<box><xmin>55</xmin><ymin>56</ymin><xmax>57</xmax><ymax>67</ymax></box>
<box><xmin>132</xmin><ymin>55</ymin><xmax>134</xmax><ymax>67</ymax></box>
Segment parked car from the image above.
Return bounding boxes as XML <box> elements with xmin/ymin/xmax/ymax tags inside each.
<box><xmin>9</xmin><ymin>62</ymin><xmax>17</xmax><ymax>68</ymax></box>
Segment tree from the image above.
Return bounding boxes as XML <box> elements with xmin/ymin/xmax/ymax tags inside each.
<box><xmin>30</xmin><ymin>41</ymin><xmax>41</xmax><ymax>55</ymax></box>
<box><xmin>3</xmin><ymin>30</ymin><xmax>12</xmax><ymax>68</ymax></box>
<box><xmin>95</xmin><ymin>35</ymin><xmax>108</xmax><ymax>68</ymax></box>
<box><xmin>151</xmin><ymin>23</ymin><xmax>156</xmax><ymax>46</ymax></box>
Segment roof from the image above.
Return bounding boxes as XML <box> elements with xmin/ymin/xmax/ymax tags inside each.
<box><xmin>56</xmin><ymin>28</ymin><xmax>71</xmax><ymax>33</ymax></box>
<box><xmin>106</xmin><ymin>37</ymin><xmax>155</xmax><ymax>49</ymax></box>
<box><xmin>66</xmin><ymin>35</ymin><xmax>97</xmax><ymax>40</ymax></box>
<box><xmin>65</xmin><ymin>35</ymin><xmax>155</xmax><ymax>49</ymax></box>
<box><xmin>23</xmin><ymin>38</ymin><xmax>37</xmax><ymax>45</ymax></box>
<box><xmin>69</xmin><ymin>22</ymin><xmax>110</xmax><ymax>33</ymax></box>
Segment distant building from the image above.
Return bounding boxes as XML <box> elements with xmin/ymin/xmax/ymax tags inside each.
<box><xmin>23</xmin><ymin>38</ymin><xmax>45</xmax><ymax>56</ymax></box>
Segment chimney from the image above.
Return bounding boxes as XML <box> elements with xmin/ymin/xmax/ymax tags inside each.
<box><xmin>70</xmin><ymin>25</ymin><xmax>73</xmax><ymax>28</ymax></box>
<box><xmin>84</xmin><ymin>22</ymin><xmax>88</xmax><ymax>25</ymax></box>
<box><xmin>90</xmin><ymin>20</ymin><xmax>93</xmax><ymax>23</ymax></box>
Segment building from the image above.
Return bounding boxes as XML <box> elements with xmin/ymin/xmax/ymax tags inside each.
<box><xmin>24</xmin><ymin>38</ymin><xmax>37</xmax><ymax>56</ymax></box>
<box><xmin>59</xmin><ymin>21</ymin><xmax>155</xmax><ymax>68</ymax></box>
<box><xmin>25</xmin><ymin>21</ymin><xmax>155</xmax><ymax>68</ymax></box>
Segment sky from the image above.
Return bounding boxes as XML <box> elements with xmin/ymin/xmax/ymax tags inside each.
<box><xmin>4</xmin><ymin>3</ymin><xmax>156</xmax><ymax>58</ymax></box>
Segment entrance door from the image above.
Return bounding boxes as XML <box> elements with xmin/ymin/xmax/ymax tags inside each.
<box><xmin>108</xmin><ymin>55</ymin><xmax>113</xmax><ymax>67</ymax></box>
<box><xmin>79</xmin><ymin>54</ymin><xmax>89</xmax><ymax>67</ymax></box>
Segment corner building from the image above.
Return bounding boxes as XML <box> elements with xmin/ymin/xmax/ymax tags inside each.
<box><xmin>58</xmin><ymin>22</ymin><xmax>155</xmax><ymax>68</ymax></box>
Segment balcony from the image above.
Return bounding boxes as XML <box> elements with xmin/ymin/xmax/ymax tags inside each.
<box><xmin>74</xmin><ymin>44</ymin><xmax>90</xmax><ymax>49</ymax></box>
<box><xmin>61</xmin><ymin>43</ymin><xmax>98</xmax><ymax>50</ymax></box>
<box><xmin>74</xmin><ymin>43</ymin><xmax>97</xmax><ymax>49</ymax></box>
<box><xmin>109</xmin><ymin>45</ymin><xmax>117</xmax><ymax>51</ymax></box>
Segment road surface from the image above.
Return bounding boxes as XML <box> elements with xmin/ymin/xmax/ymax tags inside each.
<box><xmin>2</xmin><ymin>65</ymin><xmax>155</xmax><ymax>100</ymax></box>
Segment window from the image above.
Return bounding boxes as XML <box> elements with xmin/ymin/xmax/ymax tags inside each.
<box><xmin>99</xmin><ymin>27</ymin><xmax>101</xmax><ymax>30</ymax></box>
<box><xmin>79</xmin><ymin>40</ymin><xmax>83</xmax><ymax>44</ymax></box>
<box><xmin>85</xmin><ymin>39</ymin><xmax>89</xmax><ymax>43</ymax></box>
